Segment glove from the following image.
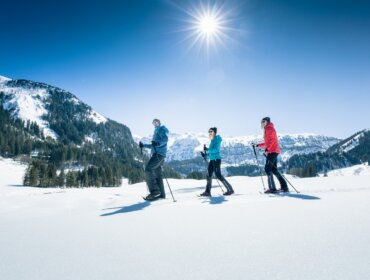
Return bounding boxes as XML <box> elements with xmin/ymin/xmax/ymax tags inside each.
<box><xmin>139</xmin><ymin>142</ymin><xmax>144</xmax><ymax>148</ymax></box>
<box><xmin>151</xmin><ymin>141</ymin><xmax>160</xmax><ymax>147</ymax></box>
<box><xmin>203</xmin><ymin>144</ymin><xmax>208</xmax><ymax>151</ymax></box>
<box><xmin>200</xmin><ymin>152</ymin><xmax>206</xmax><ymax>158</ymax></box>
<box><xmin>252</xmin><ymin>143</ymin><xmax>259</xmax><ymax>148</ymax></box>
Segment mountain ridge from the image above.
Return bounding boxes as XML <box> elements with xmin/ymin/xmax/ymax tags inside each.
<box><xmin>0</xmin><ymin>75</ymin><xmax>150</xmax><ymax>186</ymax></box>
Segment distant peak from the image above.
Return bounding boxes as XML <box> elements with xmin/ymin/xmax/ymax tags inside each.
<box><xmin>0</xmin><ymin>75</ymin><xmax>11</xmax><ymax>82</ymax></box>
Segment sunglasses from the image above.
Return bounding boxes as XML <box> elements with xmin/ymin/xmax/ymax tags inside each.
<box><xmin>208</xmin><ymin>131</ymin><xmax>214</xmax><ymax>134</ymax></box>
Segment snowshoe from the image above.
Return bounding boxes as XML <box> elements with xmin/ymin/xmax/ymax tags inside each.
<box><xmin>264</xmin><ymin>189</ymin><xmax>278</xmax><ymax>194</ymax></box>
<box><xmin>143</xmin><ymin>193</ymin><xmax>161</xmax><ymax>201</ymax></box>
<box><xmin>223</xmin><ymin>190</ymin><xmax>234</xmax><ymax>196</ymax></box>
<box><xmin>199</xmin><ymin>191</ymin><xmax>211</xmax><ymax>197</ymax></box>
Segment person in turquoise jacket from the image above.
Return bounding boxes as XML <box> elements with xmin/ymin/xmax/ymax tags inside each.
<box><xmin>200</xmin><ymin>127</ymin><xmax>234</xmax><ymax>196</ymax></box>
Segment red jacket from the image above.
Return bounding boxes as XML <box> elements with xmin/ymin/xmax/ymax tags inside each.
<box><xmin>257</xmin><ymin>122</ymin><xmax>281</xmax><ymax>154</ymax></box>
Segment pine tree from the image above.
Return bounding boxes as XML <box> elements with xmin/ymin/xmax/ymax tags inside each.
<box><xmin>38</xmin><ymin>162</ymin><xmax>48</xmax><ymax>187</ymax></box>
<box><xmin>23</xmin><ymin>165</ymin><xmax>31</xmax><ymax>186</ymax></box>
<box><xmin>29</xmin><ymin>162</ymin><xmax>40</xmax><ymax>186</ymax></box>
<box><xmin>57</xmin><ymin>168</ymin><xmax>65</xmax><ymax>187</ymax></box>
<box><xmin>66</xmin><ymin>172</ymin><xmax>76</xmax><ymax>188</ymax></box>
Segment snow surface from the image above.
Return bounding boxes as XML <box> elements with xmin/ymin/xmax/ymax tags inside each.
<box><xmin>1</xmin><ymin>158</ymin><xmax>370</xmax><ymax>280</ymax></box>
<box><xmin>88</xmin><ymin>109</ymin><xmax>107</xmax><ymax>124</ymax></box>
<box><xmin>327</xmin><ymin>162</ymin><xmax>370</xmax><ymax>177</ymax></box>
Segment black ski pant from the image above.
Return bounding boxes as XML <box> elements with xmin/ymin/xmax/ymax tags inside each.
<box><xmin>145</xmin><ymin>153</ymin><xmax>165</xmax><ymax>197</ymax></box>
<box><xmin>264</xmin><ymin>153</ymin><xmax>288</xmax><ymax>191</ymax></box>
<box><xmin>205</xmin><ymin>159</ymin><xmax>233</xmax><ymax>193</ymax></box>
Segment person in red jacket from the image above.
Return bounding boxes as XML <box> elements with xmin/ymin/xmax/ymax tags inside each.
<box><xmin>254</xmin><ymin>117</ymin><xmax>289</xmax><ymax>193</ymax></box>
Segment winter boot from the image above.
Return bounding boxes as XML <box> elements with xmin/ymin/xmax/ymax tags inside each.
<box><xmin>264</xmin><ymin>189</ymin><xmax>278</xmax><ymax>194</ymax></box>
<box><xmin>200</xmin><ymin>191</ymin><xmax>211</xmax><ymax>197</ymax></box>
<box><xmin>221</xmin><ymin>179</ymin><xmax>234</xmax><ymax>196</ymax></box>
<box><xmin>200</xmin><ymin>176</ymin><xmax>212</xmax><ymax>196</ymax></box>
<box><xmin>156</xmin><ymin>177</ymin><xmax>166</xmax><ymax>198</ymax></box>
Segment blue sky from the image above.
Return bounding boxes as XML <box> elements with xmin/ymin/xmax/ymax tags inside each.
<box><xmin>1</xmin><ymin>0</ymin><xmax>369</xmax><ymax>138</ymax></box>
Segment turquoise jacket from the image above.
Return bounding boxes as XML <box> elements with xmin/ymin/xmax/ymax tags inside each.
<box><xmin>207</xmin><ymin>135</ymin><xmax>222</xmax><ymax>160</ymax></box>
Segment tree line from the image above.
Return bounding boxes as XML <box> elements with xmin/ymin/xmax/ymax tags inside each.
<box><xmin>23</xmin><ymin>160</ymin><xmax>122</xmax><ymax>187</ymax></box>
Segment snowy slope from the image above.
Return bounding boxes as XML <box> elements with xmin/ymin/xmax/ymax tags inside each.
<box><xmin>0</xmin><ymin>157</ymin><xmax>28</xmax><ymax>186</ymax></box>
<box><xmin>327</xmin><ymin>162</ymin><xmax>370</xmax><ymax>176</ymax></box>
<box><xmin>0</xmin><ymin>75</ymin><xmax>107</xmax><ymax>139</ymax></box>
<box><xmin>0</xmin><ymin>77</ymin><xmax>58</xmax><ymax>139</ymax></box>
<box><xmin>1</xmin><ymin>158</ymin><xmax>370</xmax><ymax>280</ymax></box>
<box><xmin>0</xmin><ymin>75</ymin><xmax>11</xmax><ymax>82</ymax></box>
<box><xmin>137</xmin><ymin>132</ymin><xmax>339</xmax><ymax>164</ymax></box>
<box><xmin>334</xmin><ymin>129</ymin><xmax>369</xmax><ymax>153</ymax></box>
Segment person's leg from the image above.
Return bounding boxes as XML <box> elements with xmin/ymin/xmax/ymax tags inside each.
<box><xmin>201</xmin><ymin>160</ymin><xmax>214</xmax><ymax>196</ymax></box>
<box><xmin>270</xmin><ymin>154</ymin><xmax>289</xmax><ymax>191</ymax></box>
<box><xmin>155</xmin><ymin>163</ymin><xmax>166</xmax><ymax>198</ymax></box>
<box><xmin>145</xmin><ymin>154</ymin><xmax>164</xmax><ymax>196</ymax></box>
<box><xmin>265</xmin><ymin>154</ymin><xmax>277</xmax><ymax>192</ymax></box>
<box><xmin>214</xmin><ymin>159</ymin><xmax>234</xmax><ymax>194</ymax></box>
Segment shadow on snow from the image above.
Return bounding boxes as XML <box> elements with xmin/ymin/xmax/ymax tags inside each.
<box><xmin>275</xmin><ymin>193</ymin><xmax>321</xmax><ymax>200</ymax></box>
<box><xmin>101</xmin><ymin>201</ymin><xmax>151</xmax><ymax>216</ymax></box>
<box><xmin>200</xmin><ymin>195</ymin><xmax>227</xmax><ymax>205</ymax></box>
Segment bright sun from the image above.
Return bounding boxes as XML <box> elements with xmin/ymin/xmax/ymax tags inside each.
<box><xmin>179</xmin><ymin>2</ymin><xmax>240</xmax><ymax>56</ymax></box>
<box><xmin>198</xmin><ymin>14</ymin><xmax>219</xmax><ymax>36</ymax></box>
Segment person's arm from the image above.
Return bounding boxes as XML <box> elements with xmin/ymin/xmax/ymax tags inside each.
<box><xmin>155</xmin><ymin>128</ymin><xmax>169</xmax><ymax>148</ymax></box>
<box><xmin>257</xmin><ymin>142</ymin><xmax>266</xmax><ymax>148</ymax></box>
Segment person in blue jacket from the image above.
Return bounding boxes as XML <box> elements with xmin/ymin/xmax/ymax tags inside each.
<box><xmin>200</xmin><ymin>127</ymin><xmax>234</xmax><ymax>196</ymax></box>
<box><xmin>139</xmin><ymin>119</ymin><xmax>169</xmax><ymax>201</ymax></box>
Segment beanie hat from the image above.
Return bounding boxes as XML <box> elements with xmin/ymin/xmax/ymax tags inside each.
<box><xmin>209</xmin><ymin>127</ymin><xmax>217</xmax><ymax>134</ymax></box>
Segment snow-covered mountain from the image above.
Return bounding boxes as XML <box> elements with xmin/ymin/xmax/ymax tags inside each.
<box><xmin>0</xmin><ymin>75</ymin><xmax>144</xmax><ymax>185</ymax></box>
<box><xmin>137</xmin><ymin>132</ymin><xmax>340</xmax><ymax>165</ymax></box>
<box><xmin>327</xmin><ymin>128</ymin><xmax>370</xmax><ymax>154</ymax></box>
<box><xmin>0</xmin><ymin>75</ymin><xmax>106</xmax><ymax>140</ymax></box>
<box><xmin>285</xmin><ymin>129</ymin><xmax>370</xmax><ymax>176</ymax></box>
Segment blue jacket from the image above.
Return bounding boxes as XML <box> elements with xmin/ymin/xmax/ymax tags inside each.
<box><xmin>144</xmin><ymin>125</ymin><xmax>169</xmax><ymax>157</ymax></box>
<box><xmin>207</xmin><ymin>135</ymin><xmax>222</xmax><ymax>160</ymax></box>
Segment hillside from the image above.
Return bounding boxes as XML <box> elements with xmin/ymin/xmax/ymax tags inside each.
<box><xmin>285</xmin><ymin>129</ymin><xmax>370</xmax><ymax>176</ymax></box>
<box><xmin>0</xmin><ymin>76</ymin><xmax>149</xmax><ymax>185</ymax></box>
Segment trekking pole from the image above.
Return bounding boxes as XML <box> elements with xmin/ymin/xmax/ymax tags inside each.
<box><xmin>261</xmin><ymin>152</ymin><xmax>300</xmax><ymax>194</ymax></box>
<box><xmin>279</xmin><ymin>172</ymin><xmax>300</xmax><ymax>194</ymax></box>
<box><xmin>252</xmin><ymin>145</ymin><xmax>266</xmax><ymax>191</ymax></box>
<box><xmin>153</xmin><ymin>145</ymin><xmax>176</xmax><ymax>202</ymax></box>
<box><xmin>200</xmin><ymin>152</ymin><xmax>224</xmax><ymax>193</ymax></box>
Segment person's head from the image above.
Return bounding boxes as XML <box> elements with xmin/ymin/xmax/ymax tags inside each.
<box><xmin>152</xmin><ymin>118</ymin><xmax>161</xmax><ymax>127</ymax></box>
<box><xmin>261</xmin><ymin>117</ymin><xmax>270</xmax><ymax>129</ymax></box>
<box><xmin>208</xmin><ymin>127</ymin><xmax>217</xmax><ymax>140</ymax></box>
